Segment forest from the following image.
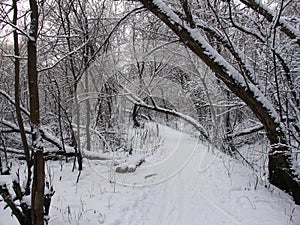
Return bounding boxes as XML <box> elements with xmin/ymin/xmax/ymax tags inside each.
<box><xmin>0</xmin><ymin>0</ymin><xmax>299</xmax><ymax>224</ymax></box>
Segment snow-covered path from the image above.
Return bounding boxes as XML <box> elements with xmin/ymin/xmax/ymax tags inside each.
<box><xmin>129</xmin><ymin>166</ymin><xmax>244</xmax><ymax>225</ymax></box>
<box><xmin>1</xmin><ymin>125</ymin><xmax>299</xmax><ymax>225</ymax></box>
<box><xmin>114</xmin><ymin>137</ymin><xmax>298</xmax><ymax>225</ymax></box>
<box><xmin>89</xmin><ymin>125</ymin><xmax>299</xmax><ymax>225</ymax></box>
<box><xmin>109</xmin><ymin>129</ymin><xmax>241</xmax><ymax>225</ymax></box>
<box><xmin>134</xmin><ymin>162</ymin><xmax>243</xmax><ymax>225</ymax></box>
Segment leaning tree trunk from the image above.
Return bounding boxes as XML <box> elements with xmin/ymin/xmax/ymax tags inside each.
<box><xmin>138</xmin><ymin>0</ymin><xmax>300</xmax><ymax>204</ymax></box>
<box><xmin>268</xmin><ymin>135</ymin><xmax>300</xmax><ymax>204</ymax></box>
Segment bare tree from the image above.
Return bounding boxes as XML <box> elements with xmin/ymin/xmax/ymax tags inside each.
<box><xmin>0</xmin><ymin>0</ymin><xmax>56</xmax><ymax>223</ymax></box>
<box><xmin>27</xmin><ymin>0</ymin><xmax>45</xmax><ymax>224</ymax></box>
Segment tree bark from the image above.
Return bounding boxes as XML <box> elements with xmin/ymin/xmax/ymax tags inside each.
<box><xmin>28</xmin><ymin>0</ymin><xmax>45</xmax><ymax>224</ymax></box>
<box><xmin>13</xmin><ymin>0</ymin><xmax>32</xmax><ymax>196</ymax></box>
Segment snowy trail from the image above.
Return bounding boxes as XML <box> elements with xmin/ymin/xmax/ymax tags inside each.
<box><xmin>1</xmin><ymin>124</ymin><xmax>299</xmax><ymax>225</ymax></box>
<box><xmin>99</xmin><ymin>125</ymin><xmax>299</xmax><ymax>225</ymax></box>
<box><xmin>122</xmin><ymin>148</ymin><xmax>245</xmax><ymax>225</ymax></box>
<box><xmin>113</xmin><ymin>125</ymin><xmax>199</xmax><ymax>187</ymax></box>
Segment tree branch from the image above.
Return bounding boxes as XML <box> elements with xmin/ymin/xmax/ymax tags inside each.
<box><xmin>239</xmin><ymin>0</ymin><xmax>300</xmax><ymax>46</ymax></box>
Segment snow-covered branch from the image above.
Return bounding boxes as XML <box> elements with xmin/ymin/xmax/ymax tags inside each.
<box><xmin>122</xmin><ymin>85</ymin><xmax>209</xmax><ymax>140</ymax></box>
<box><xmin>0</xmin><ymin>90</ymin><xmax>30</xmax><ymax>117</ymax></box>
<box><xmin>0</xmin><ymin>119</ymin><xmax>74</xmax><ymax>153</ymax></box>
<box><xmin>239</xmin><ymin>0</ymin><xmax>300</xmax><ymax>46</ymax></box>
<box><xmin>230</xmin><ymin>125</ymin><xmax>264</xmax><ymax>138</ymax></box>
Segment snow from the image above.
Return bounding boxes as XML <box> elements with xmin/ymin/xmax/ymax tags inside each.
<box><xmin>0</xmin><ymin>208</ymin><xmax>18</xmax><ymax>225</ymax></box>
<box><xmin>21</xmin><ymin>195</ymin><xmax>31</xmax><ymax>207</ymax></box>
<box><xmin>0</xmin><ymin>175</ymin><xmax>11</xmax><ymax>186</ymax></box>
<box><xmin>82</xmin><ymin>150</ymin><xmax>114</xmax><ymax>160</ymax></box>
<box><xmin>1</xmin><ymin>124</ymin><xmax>299</xmax><ymax>225</ymax></box>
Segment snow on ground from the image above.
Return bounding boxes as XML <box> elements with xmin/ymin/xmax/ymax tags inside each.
<box><xmin>1</xmin><ymin>124</ymin><xmax>299</xmax><ymax>225</ymax></box>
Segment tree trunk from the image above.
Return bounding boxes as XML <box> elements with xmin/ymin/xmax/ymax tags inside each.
<box><xmin>82</xmin><ymin>0</ymin><xmax>92</xmax><ymax>152</ymax></box>
<box><xmin>28</xmin><ymin>0</ymin><xmax>45</xmax><ymax>224</ymax></box>
<box><xmin>13</xmin><ymin>0</ymin><xmax>32</xmax><ymax>196</ymax></box>
<box><xmin>268</xmin><ymin>140</ymin><xmax>300</xmax><ymax>204</ymax></box>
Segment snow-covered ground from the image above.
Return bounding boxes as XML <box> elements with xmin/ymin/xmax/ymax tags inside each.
<box><xmin>1</xmin><ymin>124</ymin><xmax>299</xmax><ymax>225</ymax></box>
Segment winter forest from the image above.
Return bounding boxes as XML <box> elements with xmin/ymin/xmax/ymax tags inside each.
<box><xmin>0</xmin><ymin>0</ymin><xmax>299</xmax><ymax>224</ymax></box>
